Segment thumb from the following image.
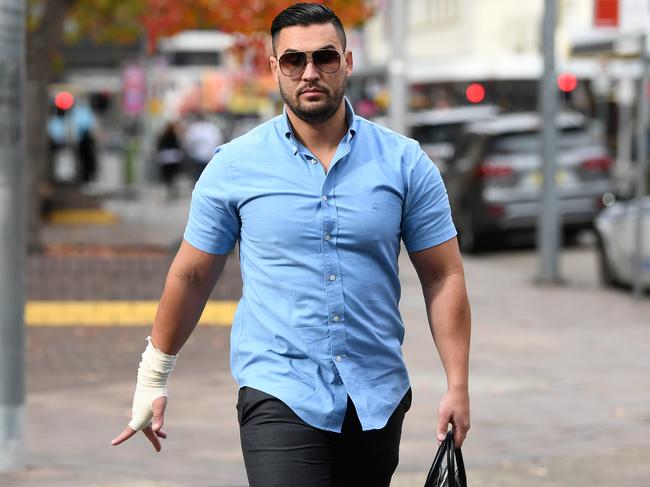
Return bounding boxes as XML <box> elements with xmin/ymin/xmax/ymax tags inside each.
<box><xmin>151</xmin><ymin>396</ymin><xmax>167</xmax><ymax>432</ymax></box>
<box><xmin>437</xmin><ymin>409</ymin><xmax>450</xmax><ymax>443</ymax></box>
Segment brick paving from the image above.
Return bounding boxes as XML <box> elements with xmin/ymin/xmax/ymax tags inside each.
<box><xmin>26</xmin><ymin>249</ymin><xmax>243</xmax><ymax>301</ymax></box>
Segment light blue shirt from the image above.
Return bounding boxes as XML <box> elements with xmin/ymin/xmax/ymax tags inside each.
<box><xmin>184</xmin><ymin>100</ymin><xmax>456</xmax><ymax>432</ymax></box>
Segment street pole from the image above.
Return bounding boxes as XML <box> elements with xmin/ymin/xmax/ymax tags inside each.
<box><xmin>388</xmin><ymin>0</ymin><xmax>407</xmax><ymax>135</ymax></box>
<box><xmin>632</xmin><ymin>34</ymin><xmax>649</xmax><ymax>299</ymax></box>
<box><xmin>616</xmin><ymin>78</ymin><xmax>635</xmax><ymax>195</ymax></box>
<box><xmin>0</xmin><ymin>0</ymin><xmax>26</xmax><ymax>471</ymax></box>
<box><xmin>538</xmin><ymin>0</ymin><xmax>562</xmax><ymax>284</ymax></box>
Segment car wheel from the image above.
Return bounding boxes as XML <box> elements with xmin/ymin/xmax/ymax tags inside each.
<box><xmin>457</xmin><ymin>208</ymin><xmax>483</xmax><ymax>253</ymax></box>
<box><xmin>563</xmin><ymin>228</ymin><xmax>582</xmax><ymax>247</ymax></box>
<box><xmin>596</xmin><ymin>233</ymin><xmax>620</xmax><ymax>287</ymax></box>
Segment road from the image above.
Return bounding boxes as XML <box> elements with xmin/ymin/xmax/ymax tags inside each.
<box><xmin>2</xmin><ymin>236</ymin><xmax>649</xmax><ymax>486</ymax></box>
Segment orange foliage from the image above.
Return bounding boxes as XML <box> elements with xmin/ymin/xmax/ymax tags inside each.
<box><xmin>140</xmin><ymin>0</ymin><xmax>376</xmax><ymax>53</ymax></box>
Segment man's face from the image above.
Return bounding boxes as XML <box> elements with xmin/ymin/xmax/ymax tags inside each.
<box><xmin>270</xmin><ymin>23</ymin><xmax>353</xmax><ymax>125</ymax></box>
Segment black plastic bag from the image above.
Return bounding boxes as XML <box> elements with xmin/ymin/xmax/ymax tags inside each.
<box><xmin>424</xmin><ymin>430</ymin><xmax>467</xmax><ymax>487</ymax></box>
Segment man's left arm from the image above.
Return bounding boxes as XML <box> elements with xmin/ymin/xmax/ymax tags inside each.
<box><xmin>408</xmin><ymin>237</ymin><xmax>471</xmax><ymax>447</ymax></box>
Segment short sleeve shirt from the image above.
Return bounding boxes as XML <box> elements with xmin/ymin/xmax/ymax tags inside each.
<box><xmin>184</xmin><ymin>99</ymin><xmax>456</xmax><ymax>432</ymax></box>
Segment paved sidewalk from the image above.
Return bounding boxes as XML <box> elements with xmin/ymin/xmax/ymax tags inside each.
<box><xmin>2</xmin><ymin>183</ymin><xmax>649</xmax><ymax>486</ymax></box>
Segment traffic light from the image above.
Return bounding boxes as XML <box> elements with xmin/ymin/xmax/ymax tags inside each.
<box><xmin>465</xmin><ymin>83</ymin><xmax>486</xmax><ymax>104</ymax></box>
<box><xmin>54</xmin><ymin>91</ymin><xmax>75</xmax><ymax>111</ymax></box>
<box><xmin>557</xmin><ymin>73</ymin><xmax>578</xmax><ymax>93</ymax></box>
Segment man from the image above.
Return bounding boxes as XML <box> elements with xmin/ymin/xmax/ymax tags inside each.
<box><xmin>112</xmin><ymin>4</ymin><xmax>471</xmax><ymax>486</ymax></box>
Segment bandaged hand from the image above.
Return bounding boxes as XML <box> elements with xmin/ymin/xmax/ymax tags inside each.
<box><xmin>128</xmin><ymin>337</ymin><xmax>177</xmax><ymax>430</ymax></box>
<box><xmin>111</xmin><ymin>337</ymin><xmax>177</xmax><ymax>451</ymax></box>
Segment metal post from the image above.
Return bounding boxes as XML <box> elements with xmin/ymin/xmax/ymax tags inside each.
<box><xmin>538</xmin><ymin>0</ymin><xmax>561</xmax><ymax>284</ymax></box>
<box><xmin>616</xmin><ymin>78</ymin><xmax>635</xmax><ymax>195</ymax></box>
<box><xmin>0</xmin><ymin>0</ymin><xmax>26</xmax><ymax>471</ymax></box>
<box><xmin>632</xmin><ymin>34</ymin><xmax>649</xmax><ymax>299</ymax></box>
<box><xmin>388</xmin><ymin>0</ymin><xmax>408</xmax><ymax>135</ymax></box>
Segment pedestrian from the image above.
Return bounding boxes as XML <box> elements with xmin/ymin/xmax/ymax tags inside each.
<box><xmin>111</xmin><ymin>4</ymin><xmax>471</xmax><ymax>486</ymax></box>
<box><xmin>78</xmin><ymin>128</ymin><xmax>97</xmax><ymax>183</ymax></box>
<box><xmin>155</xmin><ymin>121</ymin><xmax>185</xmax><ymax>200</ymax></box>
<box><xmin>182</xmin><ymin>112</ymin><xmax>223</xmax><ymax>182</ymax></box>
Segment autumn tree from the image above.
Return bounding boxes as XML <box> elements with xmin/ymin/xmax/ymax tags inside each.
<box><xmin>25</xmin><ymin>0</ymin><xmax>375</xmax><ymax>250</ymax></box>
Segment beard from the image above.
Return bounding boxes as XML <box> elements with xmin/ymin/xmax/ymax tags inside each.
<box><xmin>279</xmin><ymin>78</ymin><xmax>348</xmax><ymax>125</ymax></box>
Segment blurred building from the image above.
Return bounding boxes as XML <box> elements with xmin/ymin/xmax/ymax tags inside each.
<box><xmin>353</xmin><ymin>0</ymin><xmax>650</xmax><ymax>115</ymax></box>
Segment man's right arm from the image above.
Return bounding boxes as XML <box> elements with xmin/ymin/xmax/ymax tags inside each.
<box><xmin>111</xmin><ymin>239</ymin><xmax>229</xmax><ymax>451</ymax></box>
<box><xmin>151</xmin><ymin>239</ymin><xmax>229</xmax><ymax>355</ymax></box>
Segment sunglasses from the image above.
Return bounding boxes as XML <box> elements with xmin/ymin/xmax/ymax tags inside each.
<box><xmin>278</xmin><ymin>49</ymin><xmax>342</xmax><ymax>77</ymax></box>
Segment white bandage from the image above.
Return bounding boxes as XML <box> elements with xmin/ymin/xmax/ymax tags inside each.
<box><xmin>128</xmin><ymin>337</ymin><xmax>178</xmax><ymax>431</ymax></box>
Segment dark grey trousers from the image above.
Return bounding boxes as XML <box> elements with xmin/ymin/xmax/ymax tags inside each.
<box><xmin>237</xmin><ymin>386</ymin><xmax>412</xmax><ymax>487</ymax></box>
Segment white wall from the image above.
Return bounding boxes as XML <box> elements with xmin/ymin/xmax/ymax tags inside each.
<box><xmin>360</xmin><ymin>0</ymin><xmax>598</xmax><ymax>82</ymax></box>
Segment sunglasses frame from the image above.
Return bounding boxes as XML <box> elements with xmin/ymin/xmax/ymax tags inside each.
<box><xmin>277</xmin><ymin>49</ymin><xmax>342</xmax><ymax>77</ymax></box>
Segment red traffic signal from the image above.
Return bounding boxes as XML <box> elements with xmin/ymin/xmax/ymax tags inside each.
<box><xmin>55</xmin><ymin>91</ymin><xmax>75</xmax><ymax>111</ymax></box>
<box><xmin>557</xmin><ymin>73</ymin><xmax>578</xmax><ymax>93</ymax></box>
<box><xmin>466</xmin><ymin>83</ymin><xmax>486</xmax><ymax>104</ymax></box>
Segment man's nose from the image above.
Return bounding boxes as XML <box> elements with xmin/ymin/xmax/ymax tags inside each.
<box><xmin>301</xmin><ymin>60</ymin><xmax>320</xmax><ymax>81</ymax></box>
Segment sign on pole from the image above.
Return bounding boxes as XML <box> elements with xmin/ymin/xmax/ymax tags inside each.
<box><xmin>594</xmin><ymin>0</ymin><xmax>620</xmax><ymax>27</ymax></box>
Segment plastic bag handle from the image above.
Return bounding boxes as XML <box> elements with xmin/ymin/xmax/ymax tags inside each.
<box><xmin>423</xmin><ymin>430</ymin><xmax>468</xmax><ymax>487</ymax></box>
<box><xmin>446</xmin><ymin>431</ymin><xmax>467</xmax><ymax>487</ymax></box>
<box><xmin>446</xmin><ymin>432</ymin><xmax>456</xmax><ymax>487</ymax></box>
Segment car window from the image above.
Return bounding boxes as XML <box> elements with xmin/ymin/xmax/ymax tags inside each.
<box><xmin>467</xmin><ymin>134</ymin><xmax>485</xmax><ymax>162</ymax></box>
<box><xmin>411</xmin><ymin>123</ymin><xmax>463</xmax><ymax>144</ymax></box>
<box><xmin>453</xmin><ymin>133</ymin><xmax>474</xmax><ymax>160</ymax></box>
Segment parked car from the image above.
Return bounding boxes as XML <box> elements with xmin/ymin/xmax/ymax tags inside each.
<box><xmin>445</xmin><ymin>111</ymin><xmax>613</xmax><ymax>252</ymax></box>
<box><xmin>594</xmin><ymin>196</ymin><xmax>650</xmax><ymax>289</ymax></box>
<box><xmin>409</xmin><ymin>105</ymin><xmax>499</xmax><ymax>174</ymax></box>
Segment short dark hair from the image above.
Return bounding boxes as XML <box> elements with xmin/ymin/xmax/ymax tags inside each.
<box><xmin>271</xmin><ymin>3</ymin><xmax>347</xmax><ymax>54</ymax></box>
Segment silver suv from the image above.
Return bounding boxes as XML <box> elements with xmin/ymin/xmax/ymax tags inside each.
<box><xmin>445</xmin><ymin>112</ymin><xmax>613</xmax><ymax>252</ymax></box>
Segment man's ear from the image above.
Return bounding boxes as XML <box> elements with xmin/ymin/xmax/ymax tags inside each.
<box><xmin>344</xmin><ymin>50</ymin><xmax>353</xmax><ymax>76</ymax></box>
<box><xmin>270</xmin><ymin>56</ymin><xmax>279</xmax><ymax>82</ymax></box>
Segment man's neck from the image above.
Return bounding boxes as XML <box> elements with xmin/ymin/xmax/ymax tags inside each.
<box><xmin>286</xmin><ymin>101</ymin><xmax>348</xmax><ymax>155</ymax></box>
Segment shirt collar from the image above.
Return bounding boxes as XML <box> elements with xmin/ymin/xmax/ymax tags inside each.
<box><xmin>282</xmin><ymin>97</ymin><xmax>359</xmax><ymax>144</ymax></box>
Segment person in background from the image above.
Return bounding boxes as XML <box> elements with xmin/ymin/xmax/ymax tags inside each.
<box><xmin>71</xmin><ymin>100</ymin><xmax>98</xmax><ymax>183</ymax></box>
<box><xmin>182</xmin><ymin>113</ymin><xmax>223</xmax><ymax>182</ymax></box>
<box><xmin>112</xmin><ymin>4</ymin><xmax>471</xmax><ymax>486</ymax></box>
<box><xmin>155</xmin><ymin>121</ymin><xmax>185</xmax><ymax>200</ymax></box>
<box><xmin>78</xmin><ymin>128</ymin><xmax>97</xmax><ymax>183</ymax></box>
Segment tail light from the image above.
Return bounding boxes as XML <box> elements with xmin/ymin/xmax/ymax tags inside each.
<box><xmin>486</xmin><ymin>204</ymin><xmax>505</xmax><ymax>217</ymax></box>
<box><xmin>476</xmin><ymin>161</ymin><xmax>513</xmax><ymax>179</ymax></box>
<box><xmin>581</xmin><ymin>157</ymin><xmax>612</xmax><ymax>172</ymax></box>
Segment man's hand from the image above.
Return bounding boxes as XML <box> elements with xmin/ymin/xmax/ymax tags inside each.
<box><xmin>111</xmin><ymin>396</ymin><xmax>168</xmax><ymax>452</ymax></box>
<box><xmin>436</xmin><ymin>387</ymin><xmax>470</xmax><ymax>448</ymax></box>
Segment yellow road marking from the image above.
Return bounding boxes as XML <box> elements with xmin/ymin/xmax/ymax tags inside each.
<box><xmin>46</xmin><ymin>209</ymin><xmax>119</xmax><ymax>225</ymax></box>
<box><xmin>25</xmin><ymin>301</ymin><xmax>237</xmax><ymax>327</ymax></box>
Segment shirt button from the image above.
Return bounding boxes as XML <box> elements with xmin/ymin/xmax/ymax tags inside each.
<box><xmin>311</xmin><ymin>158</ymin><xmax>318</xmax><ymax>164</ymax></box>
<box><xmin>324</xmin><ymin>234</ymin><xmax>331</xmax><ymax>241</ymax></box>
<box><xmin>321</xmin><ymin>195</ymin><xmax>328</xmax><ymax>202</ymax></box>
<box><xmin>333</xmin><ymin>315</ymin><xmax>340</xmax><ymax>322</ymax></box>
<box><xmin>336</xmin><ymin>355</ymin><xmax>342</xmax><ymax>362</ymax></box>
<box><xmin>329</xmin><ymin>274</ymin><xmax>336</xmax><ymax>282</ymax></box>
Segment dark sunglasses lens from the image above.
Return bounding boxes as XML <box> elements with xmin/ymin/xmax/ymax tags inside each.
<box><xmin>279</xmin><ymin>52</ymin><xmax>306</xmax><ymax>76</ymax></box>
<box><xmin>313</xmin><ymin>50</ymin><xmax>340</xmax><ymax>73</ymax></box>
